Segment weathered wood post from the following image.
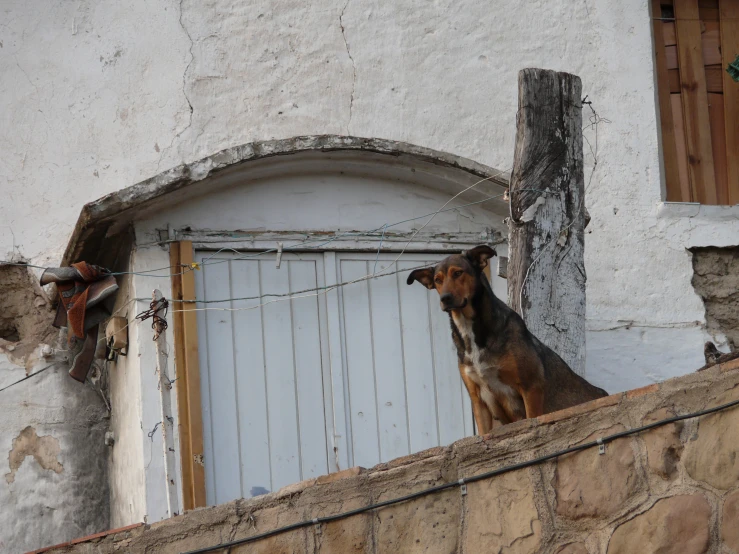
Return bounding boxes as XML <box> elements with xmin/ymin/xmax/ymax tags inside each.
<box><xmin>507</xmin><ymin>68</ymin><xmax>586</xmax><ymax>376</ymax></box>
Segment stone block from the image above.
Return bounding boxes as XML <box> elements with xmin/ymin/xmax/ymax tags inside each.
<box><xmin>374</xmin><ymin>490</ymin><xmax>458</xmax><ymax>553</ymax></box>
<box><xmin>463</xmin><ymin>469</ymin><xmax>542</xmax><ymax>554</ymax></box>
<box><xmin>607</xmin><ymin>494</ymin><xmax>711</xmax><ymax>554</ymax></box>
<box><xmin>372</xmin><ymin>459</ymin><xmax>459</xmax><ymax>554</ymax></box>
<box><xmin>555</xmin><ymin>543</ymin><xmax>589</xmax><ymax>554</ymax></box>
<box><xmin>683</xmin><ymin>388</ymin><xmax>739</xmax><ymax>490</ymax></box>
<box><xmin>642</xmin><ymin>407</ymin><xmax>684</xmax><ymax>480</ymax></box>
<box><xmin>299</xmin><ymin>474</ymin><xmax>372</xmax><ymax>554</ymax></box>
<box><xmin>722</xmin><ymin>490</ymin><xmax>739</xmax><ymax>552</ymax></box>
<box><xmin>554</xmin><ymin>425</ymin><xmax>639</xmax><ymax>519</ymax></box>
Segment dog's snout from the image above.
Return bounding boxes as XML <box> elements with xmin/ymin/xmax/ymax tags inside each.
<box><xmin>440</xmin><ymin>293</ymin><xmax>454</xmax><ymax>307</ymax></box>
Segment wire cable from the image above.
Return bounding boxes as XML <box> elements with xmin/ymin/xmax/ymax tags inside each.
<box><xmin>182</xmin><ymin>395</ymin><xmax>739</xmax><ymax>554</ymax></box>
<box><xmin>0</xmin><ymin>363</ymin><xmax>56</xmax><ymax>394</ymax></box>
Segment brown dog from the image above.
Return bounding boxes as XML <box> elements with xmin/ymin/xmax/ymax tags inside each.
<box><xmin>407</xmin><ymin>245</ymin><xmax>607</xmax><ymax>434</ymax></box>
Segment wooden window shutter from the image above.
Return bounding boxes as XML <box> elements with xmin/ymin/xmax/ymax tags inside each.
<box><xmin>653</xmin><ymin>0</ymin><xmax>739</xmax><ymax>204</ymax></box>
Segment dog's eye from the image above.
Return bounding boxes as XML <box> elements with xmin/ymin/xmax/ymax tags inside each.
<box><xmin>435</xmin><ymin>276</ymin><xmax>443</xmax><ymax>285</ymax></box>
<box><xmin>453</xmin><ymin>270</ymin><xmax>463</xmax><ymax>278</ymax></box>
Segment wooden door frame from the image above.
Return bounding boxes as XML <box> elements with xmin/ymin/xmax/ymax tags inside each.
<box><xmin>169</xmin><ymin>241</ymin><xmax>207</xmax><ymax>509</ymax></box>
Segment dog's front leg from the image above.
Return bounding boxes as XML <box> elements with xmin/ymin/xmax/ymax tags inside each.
<box><xmin>521</xmin><ymin>386</ymin><xmax>545</xmax><ymax>419</ymax></box>
<box><xmin>459</xmin><ymin>366</ymin><xmax>494</xmax><ymax>434</ymax></box>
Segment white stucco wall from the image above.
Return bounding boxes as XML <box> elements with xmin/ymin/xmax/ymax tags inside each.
<box><xmin>3</xmin><ymin>0</ymin><xmax>739</xmax><ymax>540</ymax></box>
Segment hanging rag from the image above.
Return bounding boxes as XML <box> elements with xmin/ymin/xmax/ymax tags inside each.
<box><xmin>40</xmin><ymin>262</ymin><xmax>119</xmax><ymax>382</ymax></box>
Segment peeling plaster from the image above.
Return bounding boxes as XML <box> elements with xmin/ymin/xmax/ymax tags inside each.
<box><xmin>5</xmin><ymin>426</ymin><xmax>63</xmax><ymax>484</ymax></box>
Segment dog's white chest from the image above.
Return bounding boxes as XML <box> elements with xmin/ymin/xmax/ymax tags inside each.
<box><xmin>454</xmin><ymin>313</ymin><xmax>518</xmax><ymax>403</ymax></box>
<box><xmin>453</xmin><ymin>316</ymin><xmax>486</xmax><ymax>369</ymax></box>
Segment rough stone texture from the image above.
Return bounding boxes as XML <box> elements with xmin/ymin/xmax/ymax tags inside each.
<box><xmin>0</xmin><ymin>266</ymin><xmax>56</xmax><ymax>368</ymax></box>
<box><xmin>554</xmin><ymin>425</ymin><xmax>640</xmax><ymax>520</ymax></box>
<box><xmin>463</xmin><ymin>469</ymin><xmax>542</xmax><ymax>554</ymax></box>
<box><xmin>372</xmin><ymin>457</ymin><xmax>459</xmax><ymax>554</ymax></box>
<box><xmin>556</xmin><ymin>543</ymin><xmax>590</xmax><ymax>554</ymax></box>
<box><xmin>33</xmin><ymin>365</ymin><xmax>739</xmax><ymax>553</ymax></box>
<box><xmin>607</xmin><ymin>494</ymin><xmax>712</xmax><ymax>554</ymax></box>
<box><xmin>683</xmin><ymin>387</ymin><xmax>739</xmax><ymax>490</ymax></box>
<box><xmin>691</xmin><ymin>247</ymin><xmax>739</xmax><ymax>349</ymax></box>
<box><xmin>722</xmin><ymin>490</ymin><xmax>739</xmax><ymax>553</ymax></box>
<box><xmin>642</xmin><ymin>407</ymin><xmax>684</xmax><ymax>480</ymax></box>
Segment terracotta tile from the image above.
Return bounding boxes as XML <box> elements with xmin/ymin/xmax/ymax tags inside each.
<box><xmin>536</xmin><ymin>393</ymin><xmax>623</xmax><ymax>425</ymax></box>
<box><xmin>626</xmin><ymin>383</ymin><xmax>660</xmax><ymax>399</ymax></box>
<box><xmin>315</xmin><ymin>466</ymin><xmax>365</xmax><ymax>485</ymax></box>
<box><xmin>720</xmin><ymin>358</ymin><xmax>739</xmax><ymax>373</ymax></box>
<box><xmin>27</xmin><ymin>523</ymin><xmax>144</xmax><ymax>553</ymax></box>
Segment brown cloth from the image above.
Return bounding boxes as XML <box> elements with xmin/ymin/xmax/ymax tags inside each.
<box><xmin>40</xmin><ymin>262</ymin><xmax>119</xmax><ymax>382</ymax></box>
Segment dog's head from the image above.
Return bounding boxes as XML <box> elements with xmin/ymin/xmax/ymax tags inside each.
<box><xmin>406</xmin><ymin>245</ymin><xmax>496</xmax><ymax>312</ymax></box>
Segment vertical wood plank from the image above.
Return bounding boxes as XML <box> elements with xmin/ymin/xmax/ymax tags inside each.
<box><xmin>259</xmin><ymin>261</ymin><xmax>302</xmax><ymax>490</ymax></box>
<box><xmin>367</xmin><ymin>260</ymin><xmax>410</xmax><ymax>462</ymax></box>
<box><xmin>169</xmin><ymin>243</ymin><xmax>195</xmax><ymax>511</ymax></box>
<box><xmin>653</xmin><ymin>0</ymin><xmax>684</xmax><ymax>201</ymax></box>
<box><xmin>708</xmin><ymin>93</ymin><xmax>729</xmax><ymax>204</ymax></box>
<box><xmin>398</xmin><ymin>260</ymin><xmax>438</xmax><ymax>453</ymax></box>
<box><xmin>720</xmin><ymin>0</ymin><xmax>739</xmax><ymax>203</ymax></box>
<box><xmin>230</xmin><ymin>259</ymin><xmax>272</xmax><ymax>497</ymax></box>
<box><xmin>675</xmin><ymin>0</ymin><xmax>718</xmax><ymax>204</ymax></box>
<box><xmin>288</xmin><ymin>260</ymin><xmax>330</xmax><ymax>479</ymax></box>
<box><xmin>179</xmin><ymin>242</ymin><xmax>206</xmax><ymax>508</ymax></box>
<box><xmin>340</xmin><ymin>260</ymin><xmax>381</xmax><ymax>468</ymax></box>
<box><xmin>671</xmin><ymin>94</ymin><xmax>693</xmax><ymax>200</ymax></box>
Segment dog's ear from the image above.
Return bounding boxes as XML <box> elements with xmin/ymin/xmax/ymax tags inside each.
<box><xmin>464</xmin><ymin>245</ymin><xmax>497</xmax><ymax>270</ymax></box>
<box><xmin>406</xmin><ymin>267</ymin><xmax>435</xmax><ymax>289</ymax></box>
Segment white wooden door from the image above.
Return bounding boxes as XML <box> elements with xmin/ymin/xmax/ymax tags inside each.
<box><xmin>194</xmin><ymin>250</ymin><xmax>474</xmax><ymax>504</ymax></box>
<box><xmin>194</xmin><ymin>252</ymin><xmax>334</xmax><ymax>506</ymax></box>
<box><xmin>333</xmin><ymin>253</ymin><xmax>474</xmax><ymax>469</ymax></box>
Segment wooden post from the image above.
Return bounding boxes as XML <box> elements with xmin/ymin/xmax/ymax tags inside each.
<box><xmin>507</xmin><ymin>68</ymin><xmax>586</xmax><ymax>376</ymax></box>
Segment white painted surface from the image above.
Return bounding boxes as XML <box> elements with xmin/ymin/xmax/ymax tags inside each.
<box><xmin>193</xmin><ymin>250</ymin><xmax>487</xmax><ymax>502</ymax></box>
<box><xmin>4</xmin><ymin>0</ymin><xmax>739</xmax><ymax>542</ymax></box>
<box><xmin>195</xmin><ymin>252</ymin><xmax>332</xmax><ymax>504</ymax></box>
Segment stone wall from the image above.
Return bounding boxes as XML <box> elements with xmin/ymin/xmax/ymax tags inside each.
<box><xmin>35</xmin><ymin>360</ymin><xmax>739</xmax><ymax>554</ymax></box>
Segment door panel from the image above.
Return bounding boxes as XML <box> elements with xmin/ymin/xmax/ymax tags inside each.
<box><xmin>194</xmin><ymin>249</ymin><xmax>478</xmax><ymax>504</ymax></box>
<box><xmin>195</xmin><ymin>253</ymin><xmax>331</xmax><ymax>505</ymax></box>
<box><xmin>336</xmin><ymin>254</ymin><xmax>474</xmax><ymax>468</ymax></box>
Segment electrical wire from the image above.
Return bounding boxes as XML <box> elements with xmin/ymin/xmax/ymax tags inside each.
<box><xmin>181</xmin><ymin>396</ymin><xmax>739</xmax><ymax>554</ymax></box>
<box><xmin>0</xmin><ymin>363</ymin><xmax>56</xmax><ymax>394</ymax></box>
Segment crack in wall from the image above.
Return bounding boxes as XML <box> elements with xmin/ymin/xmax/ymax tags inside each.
<box><xmin>156</xmin><ymin>0</ymin><xmax>196</xmax><ymax>172</ymax></box>
<box><xmin>339</xmin><ymin>0</ymin><xmax>356</xmax><ymax>134</ymax></box>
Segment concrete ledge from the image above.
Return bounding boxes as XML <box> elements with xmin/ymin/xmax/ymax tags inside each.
<box><xmin>32</xmin><ymin>362</ymin><xmax>739</xmax><ymax>554</ymax></box>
